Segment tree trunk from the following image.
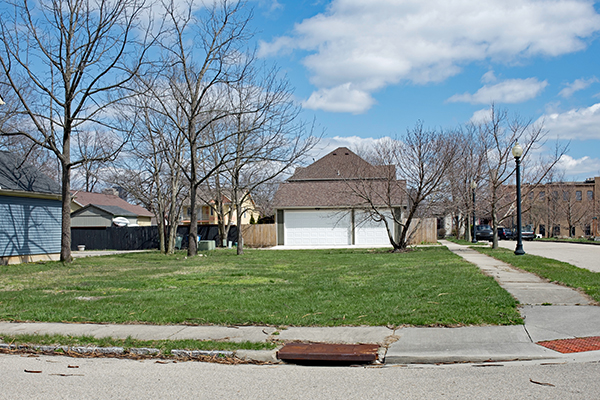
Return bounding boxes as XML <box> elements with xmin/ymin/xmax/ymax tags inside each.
<box><xmin>60</xmin><ymin>162</ymin><xmax>72</xmax><ymax>262</ymax></box>
<box><xmin>188</xmin><ymin>183</ymin><xmax>198</xmax><ymax>256</ymax></box>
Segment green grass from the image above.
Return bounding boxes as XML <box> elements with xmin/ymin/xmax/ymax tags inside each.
<box><xmin>0</xmin><ymin>247</ymin><xmax>521</xmax><ymax>327</ymax></box>
<box><xmin>0</xmin><ymin>333</ymin><xmax>274</xmax><ymax>354</ymax></box>
<box><xmin>474</xmin><ymin>247</ymin><xmax>600</xmax><ymax>303</ymax></box>
<box><xmin>535</xmin><ymin>237</ymin><xmax>599</xmax><ymax>244</ymax></box>
<box><xmin>445</xmin><ymin>237</ymin><xmax>489</xmax><ymax>246</ymax></box>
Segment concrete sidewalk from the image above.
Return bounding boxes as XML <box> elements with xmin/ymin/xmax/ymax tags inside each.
<box><xmin>2</xmin><ymin>241</ymin><xmax>600</xmax><ymax>365</ymax></box>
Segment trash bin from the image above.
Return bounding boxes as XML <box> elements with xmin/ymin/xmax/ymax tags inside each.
<box><xmin>175</xmin><ymin>236</ymin><xmax>183</xmax><ymax>250</ymax></box>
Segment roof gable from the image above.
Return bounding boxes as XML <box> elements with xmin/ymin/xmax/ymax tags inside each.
<box><xmin>288</xmin><ymin>147</ymin><xmax>394</xmax><ymax>182</ymax></box>
<box><xmin>71</xmin><ymin>204</ymin><xmax>138</xmax><ymax>218</ymax></box>
<box><xmin>274</xmin><ymin>147</ymin><xmax>405</xmax><ymax>209</ymax></box>
<box><xmin>71</xmin><ymin>190</ymin><xmax>153</xmax><ymax>217</ymax></box>
<box><xmin>0</xmin><ymin>151</ymin><xmax>61</xmax><ymax>195</ymax></box>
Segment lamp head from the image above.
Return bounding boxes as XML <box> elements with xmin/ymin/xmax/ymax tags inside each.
<box><xmin>470</xmin><ymin>181</ymin><xmax>477</xmax><ymax>189</ymax></box>
<box><xmin>512</xmin><ymin>142</ymin><xmax>523</xmax><ymax>159</ymax></box>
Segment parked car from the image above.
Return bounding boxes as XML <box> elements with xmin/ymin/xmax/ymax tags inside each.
<box><xmin>498</xmin><ymin>227</ymin><xmax>514</xmax><ymax>240</ymax></box>
<box><xmin>511</xmin><ymin>226</ymin><xmax>535</xmax><ymax>241</ymax></box>
<box><xmin>474</xmin><ymin>225</ymin><xmax>494</xmax><ymax>242</ymax></box>
<box><xmin>521</xmin><ymin>225</ymin><xmax>535</xmax><ymax>241</ymax></box>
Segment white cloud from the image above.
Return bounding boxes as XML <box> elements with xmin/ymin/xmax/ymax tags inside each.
<box><xmin>448</xmin><ymin>78</ymin><xmax>548</xmax><ymax>104</ymax></box>
<box><xmin>302</xmin><ymin>84</ymin><xmax>375</xmax><ymax>113</ymax></box>
<box><xmin>558</xmin><ymin>77</ymin><xmax>598</xmax><ymax>98</ymax></box>
<box><xmin>260</xmin><ymin>0</ymin><xmax>600</xmax><ymax>113</ymax></box>
<box><xmin>470</xmin><ymin>108</ymin><xmax>493</xmax><ymax>124</ymax></box>
<box><xmin>557</xmin><ymin>154</ymin><xmax>600</xmax><ymax>178</ymax></box>
<box><xmin>540</xmin><ymin>103</ymin><xmax>600</xmax><ymax>140</ymax></box>
<box><xmin>481</xmin><ymin>70</ymin><xmax>497</xmax><ymax>84</ymax></box>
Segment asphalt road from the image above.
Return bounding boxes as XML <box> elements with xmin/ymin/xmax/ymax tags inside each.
<box><xmin>496</xmin><ymin>240</ymin><xmax>600</xmax><ymax>273</ymax></box>
<box><xmin>1</xmin><ymin>354</ymin><xmax>599</xmax><ymax>399</ymax></box>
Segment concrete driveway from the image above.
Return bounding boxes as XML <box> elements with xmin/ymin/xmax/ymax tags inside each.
<box><xmin>497</xmin><ymin>240</ymin><xmax>600</xmax><ymax>273</ymax></box>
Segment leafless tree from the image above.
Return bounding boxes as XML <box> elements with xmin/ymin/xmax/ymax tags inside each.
<box><xmin>476</xmin><ymin>105</ymin><xmax>566</xmax><ymax>248</ymax></box>
<box><xmin>147</xmin><ymin>0</ymin><xmax>254</xmax><ymax>257</ymax></box>
<box><xmin>0</xmin><ymin>75</ymin><xmax>59</xmax><ymax>178</ymax></box>
<box><xmin>71</xmin><ymin>130</ymin><xmax>119</xmax><ymax>192</ymax></box>
<box><xmin>446</xmin><ymin>125</ymin><xmax>486</xmax><ymax>240</ymax></box>
<box><xmin>351</xmin><ymin>123</ymin><xmax>460</xmax><ymax>251</ymax></box>
<box><xmin>0</xmin><ymin>0</ymin><xmax>154</xmax><ymax>261</ymax></box>
<box><xmin>109</xmin><ymin>80</ymin><xmax>187</xmax><ymax>254</ymax></box>
<box><xmin>251</xmin><ymin>180</ymin><xmax>281</xmax><ymax>219</ymax></box>
<box><xmin>215</xmin><ymin>66</ymin><xmax>318</xmax><ymax>255</ymax></box>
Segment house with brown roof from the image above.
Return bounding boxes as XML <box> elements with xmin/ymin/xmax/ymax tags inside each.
<box><xmin>70</xmin><ymin>189</ymin><xmax>154</xmax><ymax>227</ymax></box>
<box><xmin>273</xmin><ymin>147</ymin><xmax>407</xmax><ymax>246</ymax></box>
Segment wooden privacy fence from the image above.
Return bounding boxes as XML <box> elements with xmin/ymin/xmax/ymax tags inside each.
<box><xmin>241</xmin><ymin>224</ymin><xmax>277</xmax><ymax>248</ymax></box>
<box><xmin>405</xmin><ymin>218</ymin><xmax>437</xmax><ymax>245</ymax></box>
<box><xmin>240</xmin><ymin>218</ymin><xmax>437</xmax><ymax>248</ymax></box>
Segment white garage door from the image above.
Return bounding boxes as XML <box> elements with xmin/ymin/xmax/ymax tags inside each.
<box><xmin>354</xmin><ymin>211</ymin><xmax>393</xmax><ymax>246</ymax></box>
<box><xmin>284</xmin><ymin>210</ymin><xmax>351</xmax><ymax>246</ymax></box>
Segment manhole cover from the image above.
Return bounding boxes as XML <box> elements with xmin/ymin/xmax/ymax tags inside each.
<box><xmin>537</xmin><ymin>336</ymin><xmax>600</xmax><ymax>353</ymax></box>
<box><xmin>277</xmin><ymin>343</ymin><xmax>379</xmax><ymax>363</ymax></box>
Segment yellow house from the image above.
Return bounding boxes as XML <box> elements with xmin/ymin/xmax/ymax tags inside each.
<box><xmin>182</xmin><ymin>193</ymin><xmax>259</xmax><ymax>226</ymax></box>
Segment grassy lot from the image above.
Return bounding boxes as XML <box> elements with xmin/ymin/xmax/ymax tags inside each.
<box><xmin>0</xmin><ymin>333</ymin><xmax>275</xmax><ymax>354</ymax></box>
<box><xmin>475</xmin><ymin>247</ymin><xmax>600</xmax><ymax>303</ymax></box>
<box><xmin>444</xmin><ymin>237</ymin><xmax>489</xmax><ymax>246</ymax></box>
<box><xmin>535</xmin><ymin>237</ymin><xmax>600</xmax><ymax>245</ymax></box>
<box><xmin>0</xmin><ymin>247</ymin><xmax>521</xmax><ymax>327</ymax></box>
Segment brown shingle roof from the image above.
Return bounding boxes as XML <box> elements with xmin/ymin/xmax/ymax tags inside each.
<box><xmin>273</xmin><ymin>180</ymin><xmax>405</xmax><ymax>208</ymax></box>
<box><xmin>288</xmin><ymin>147</ymin><xmax>394</xmax><ymax>181</ymax></box>
<box><xmin>274</xmin><ymin>147</ymin><xmax>406</xmax><ymax>208</ymax></box>
<box><xmin>71</xmin><ymin>191</ymin><xmax>153</xmax><ymax>217</ymax></box>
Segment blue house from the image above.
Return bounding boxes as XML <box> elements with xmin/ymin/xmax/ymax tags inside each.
<box><xmin>0</xmin><ymin>151</ymin><xmax>62</xmax><ymax>264</ymax></box>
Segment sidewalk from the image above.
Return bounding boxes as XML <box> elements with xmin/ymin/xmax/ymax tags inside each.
<box><xmin>2</xmin><ymin>241</ymin><xmax>600</xmax><ymax>365</ymax></box>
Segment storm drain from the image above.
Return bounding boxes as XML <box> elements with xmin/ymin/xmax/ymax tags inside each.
<box><xmin>277</xmin><ymin>343</ymin><xmax>379</xmax><ymax>364</ymax></box>
<box><xmin>537</xmin><ymin>336</ymin><xmax>600</xmax><ymax>353</ymax></box>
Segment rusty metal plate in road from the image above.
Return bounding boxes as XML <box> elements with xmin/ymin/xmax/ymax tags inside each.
<box><xmin>538</xmin><ymin>336</ymin><xmax>600</xmax><ymax>353</ymax></box>
<box><xmin>277</xmin><ymin>343</ymin><xmax>379</xmax><ymax>363</ymax></box>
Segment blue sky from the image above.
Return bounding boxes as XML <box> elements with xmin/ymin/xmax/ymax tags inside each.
<box><xmin>251</xmin><ymin>0</ymin><xmax>600</xmax><ymax>180</ymax></box>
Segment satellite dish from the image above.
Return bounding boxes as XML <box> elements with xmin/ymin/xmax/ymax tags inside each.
<box><xmin>112</xmin><ymin>217</ymin><xmax>130</xmax><ymax>227</ymax></box>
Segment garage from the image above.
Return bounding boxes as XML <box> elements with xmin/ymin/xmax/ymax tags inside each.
<box><xmin>354</xmin><ymin>211</ymin><xmax>392</xmax><ymax>246</ymax></box>
<box><xmin>272</xmin><ymin>147</ymin><xmax>406</xmax><ymax>247</ymax></box>
<box><xmin>284</xmin><ymin>210</ymin><xmax>351</xmax><ymax>246</ymax></box>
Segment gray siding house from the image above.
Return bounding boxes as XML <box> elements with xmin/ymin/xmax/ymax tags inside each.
<box><xmin>71</xmin><ymin>204</ymin><xmax>140</xmax><ymax>227</ymax></box>
<box><xmin>0</xmin><ymin>151</ymin><xmax>62</xmax><ymax>264</ymax></box>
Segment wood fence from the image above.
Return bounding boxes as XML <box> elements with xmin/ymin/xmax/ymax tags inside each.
<box><xmin>405</xmin><ymin>218</ymin><xmax>437</xmax><ymax>245</ymax></box>
<box><xmin>241</xmin><ymin>224</ymin><xmax>277</xmax><ymax>248</ymax></box>
<box><xmin>240</xmin><ymin>218</ymin><xmax>437</xmax><ymax>248</ymax></box>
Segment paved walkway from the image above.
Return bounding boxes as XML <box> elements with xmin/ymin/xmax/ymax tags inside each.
<box><xmin>442</xmin><ymin>240</ymin><xmax>594</xmax><ymax>306</ymax></box>
<box><xmin>497</xmin><ymin>240</ymin><xmax>600</xmax><ymax>273</ymax></box>
<box><xmin>2</xmin><ymin>241</ymin><xmax>600</xmax><ymax>365</ymax></box>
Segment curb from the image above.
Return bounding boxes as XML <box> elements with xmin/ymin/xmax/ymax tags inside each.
<box><xmin>0</xmin><ymin>343</ymin><xmax>279</xmax><ymax>363</ymax></box>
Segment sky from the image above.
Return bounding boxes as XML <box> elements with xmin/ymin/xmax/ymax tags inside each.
<box><xmin>250</xmin><ymin>0</ymin><xmax>600</xmax><ymax>181</ymax></box>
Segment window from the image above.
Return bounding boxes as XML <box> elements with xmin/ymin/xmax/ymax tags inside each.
<box><xmin>588</xmin><ymin>191</ymin><xmax>594</xmax><ymax>201</ymax></box>
<box><xmin>576</xmin><ymin>191</ymin><xmax>582</xmax><ymax>201</ymax></box>
<box><xmin>210</xmin><ymin>208</ymin><xmax>214</xmax><ymax>216</ymax></box>
<box><xmin>552</xmin><ymin>191</ymin><xmax>558</xmax><ymax>200</ymax></box>
<box><xmin>539</xmin><ymin>191</ymin><xmax>545</xmax><ymax>200</ymax></box>
<box><xmin>528</xmin><ymin>191</ymin><xmax>534</xmax><ymax>200</ymax></box>
<box><xmin>562</xmin><ymin>191</ymin><xmax>569</xmax><ymax>201</ymax></box>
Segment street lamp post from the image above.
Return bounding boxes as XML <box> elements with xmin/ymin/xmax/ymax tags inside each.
<box><xmin>471</xmin><ymin>180</ymin><xmax>477</xmax><ymax>243</ymax></box>
<box><xmin>512</xmin><ymin>142</ymin><xmax>525</xmax><ymax>255</ymax></box>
